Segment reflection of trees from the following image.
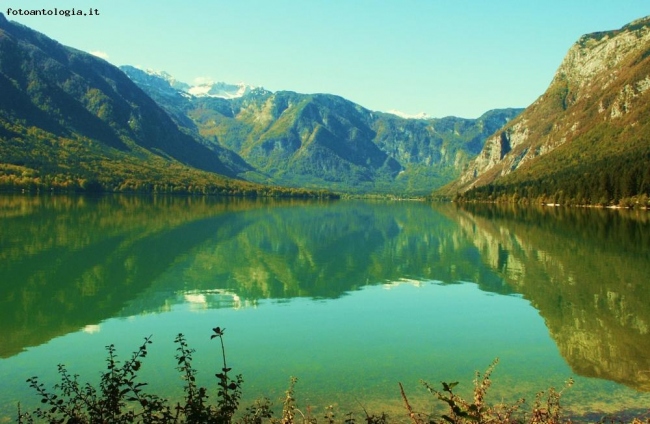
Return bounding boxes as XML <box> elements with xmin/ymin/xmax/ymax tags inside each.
<box><xmin>449</xmin><ymin>204</ymin><xmax>650</xmax><ymax>392</ymax></box>
<box><xmin>0</xmin><ymin>195</ymin><xmax>271</xmax><ymax>357</ymax></box>
<box><xmin>1</xmin><ymin>196</ymin><xmax>511</xmax><ymax>358</ymax></box>
<box><xmin>161</xmin><ymin>200</ymin><xmax>514</xmax><ymax>300</ymax></box>
<box><xmin>11</xmin><ymin>193</ymin><xmax>649</xmax><ymax>395</ymax></box>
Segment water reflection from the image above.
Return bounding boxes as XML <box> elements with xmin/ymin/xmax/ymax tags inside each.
<box><xmin>1</xmin><ymin>194</ymin><xmax>650</xmax><ymax>396</ymax></box>
<box><xmin>0</xmin><ymin>195</ymin><xmax>508</xmax><ymax>358</ymax></box>
<box><xmin>0</xmin><ymin>194</ymin><xmax>257</xmax><ymax>357</ymax></box>
<box><xmin>452</xmin><ymin>204</ymin><xmax>650</xmax><ymax>392</ymax></box>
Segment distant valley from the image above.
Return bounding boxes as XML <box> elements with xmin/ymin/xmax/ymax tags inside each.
<box><xmin>120</xmin><ymin>65</ymin><xmax>521</xmax><ymax>195</ymax></box>
<box><xmin>0</xmin><ymin>11</ymin><xmax>519</xmax><ymax>197</ymax></box>
<box><xmin>1</xmin><ymin>11</ymin><xmax>649</xmax><ymax>202</ymax></box>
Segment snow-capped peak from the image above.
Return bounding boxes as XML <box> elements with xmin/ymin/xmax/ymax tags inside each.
<box><xmin>387</xmin><ymin>110</ymin><xmax>431</xmax><ymax>120</ymax></box>
<box><xmin>187</xmin><ymin>80</ymin><xmax>255</xmax><ymax>99</ymax></box>
<box><xmin>134</xmin><ymin>67</ymin><xmax>190</xmax><ymax>91</ymax></box>
<box><xmin>126</xmin><ymin>66</ymin><xmax>255</xmax><ymax>100</ymax></box>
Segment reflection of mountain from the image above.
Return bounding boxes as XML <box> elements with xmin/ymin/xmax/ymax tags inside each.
<box><xmin>448</xmin><ymin>204</ymin><xmax>650</xmax><ymax>392</ymax></box>
<box><xmin>6</xmin><ymin>195</ymin><xmax>648</xmax><ymax>394</ymax></box>
<box><xmin>132</xmin><ymin>200</ymin><xmax>513</xmax><ymax>303</ymax></box>
<box><xmin>1</xmin><ymin>195</ymin><xmax>512</xmax><ymax>358</ymax></box>
<box><xmin>0</xmin><ymin>195</ymin><xmax>266</xmax><ymax>357</ymax></box>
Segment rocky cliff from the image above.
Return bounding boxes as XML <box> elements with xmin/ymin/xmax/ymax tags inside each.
<box><xmin>444</xmin><ymin>16</ymin><xmax>650</xmax><ymax>202</ymax></box>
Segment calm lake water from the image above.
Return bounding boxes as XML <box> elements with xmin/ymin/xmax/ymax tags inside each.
<box><xmin>1</xmin><ymin>194</ymin><xmax>649</xmax><ymax>421</ymax></box>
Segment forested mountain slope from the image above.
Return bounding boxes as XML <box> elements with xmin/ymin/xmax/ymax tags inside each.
<box><xmin>0</xmin><ymin>11</ymin><xmax>521</xmax><ymax>196</ymax></box>
<box><xmin>0</xmin><ymin>13</ymin><xmax>321</xmax><ymax>196</ymax></box>
<box><xmin>122</xmin><ymin>66</ymin><xmax>522</xmax><ymax>195</ymax></box>
<box><xmin>442</xmin><ymin>16</ymin><xmax>650</xmax><ymax>206</ymax></box>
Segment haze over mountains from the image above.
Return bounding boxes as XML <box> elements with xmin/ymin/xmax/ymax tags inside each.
<box><xmin>1</xmin><ymin>11</ymin><xmax>649</xmax><ymax>201</ymax></box>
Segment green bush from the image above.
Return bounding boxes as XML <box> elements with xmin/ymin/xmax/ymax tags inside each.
<box><xmin>17</xmin><ymin>328</ymin><xmax>270</xmax><ymax>424</ymax></box>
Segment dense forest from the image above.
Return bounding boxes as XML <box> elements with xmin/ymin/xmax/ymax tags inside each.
<box><xmin>0</xmin><ymin>129</ymin><xmax>337</xmax><ymax>198</ymax></box>
<box><xmin>452</xmin><ymin>150</ymin><xmax>650</xmax><ymax>207</ymax></box>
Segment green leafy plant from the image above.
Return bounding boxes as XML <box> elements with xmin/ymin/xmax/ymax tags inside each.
<box><xmin>21</xmin><ymin>335</ymin><xmax>168</xmax><ymax>424</ymax></box>
<box><xmin>17</xmin><ymin>331</ymin><xmax>648</xmax><ymax>424</ymax></box>
<box><xmin>17</xmin><ymin>327</ymin><xmax>267</xmax><ymax>424</ymax></box>
<box><xmin>210</xmin><ymin>326</ymin><xmax>244</xmax><ymax>422</ymax></box>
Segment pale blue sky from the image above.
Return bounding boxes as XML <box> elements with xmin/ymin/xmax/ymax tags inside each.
<box><xmin>3</xmin><ymin>1</ymin><xmax>649</xmax><ymax>118</ymax></box>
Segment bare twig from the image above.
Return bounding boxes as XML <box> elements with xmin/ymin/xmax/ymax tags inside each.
<box><xmin>399</xmin><ymin>382</ymin><xmax>420</xmax><ymax>424</ymax></box>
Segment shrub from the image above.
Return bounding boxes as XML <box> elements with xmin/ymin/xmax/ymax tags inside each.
<box><xmin>17</xmin><ymin>327</ymin><xmax>271</xmax><ymax>424</ymax></box>
<box><xmin>398</xmin><ymin>359</ymin><xmax>576</xmax><ymax>424</ymax></box>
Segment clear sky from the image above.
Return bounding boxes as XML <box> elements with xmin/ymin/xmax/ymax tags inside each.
<box><xmin>3</xmin><ymin>0</ymin><xmax>649</xmax><ymax>118</ymax></box>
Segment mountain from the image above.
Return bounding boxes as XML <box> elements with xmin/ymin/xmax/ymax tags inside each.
<box><xmin>0</xmin><ymin>13</ymin><xmax>329</xmax><ymax>197</ymax></box>
<box><xmin>121</xmin><ymin>65</ymin><xmax>522</xmax><ymax>195</ymax></box>
<box><xmin>386</xmin><ymin>110</ymin><xmax>431</xmax><ymax>120</ymax></box>
<box><xmin>125</xmin><ymin>67</ymin><xmax>255</xmax><ymax>99</ymax></box>
<box><xmin>186</xmin><ymin>80</ymin><xmax>255</xmax><ymax>99</ymax></box>
<box><xmin>443</xmin><ymin>16</ymin><xmax>650</xmax><ymax>206</ymax></box>
<box><xmin>0</xmin><ymin>12</ymin><xmax>519</xmax><ymax>196</ymax></box>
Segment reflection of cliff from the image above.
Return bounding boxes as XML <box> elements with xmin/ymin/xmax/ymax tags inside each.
<box><xmin>449</xmin><ymin>204</ymin><xmax>650</xmax><ymax>392</ymax></box>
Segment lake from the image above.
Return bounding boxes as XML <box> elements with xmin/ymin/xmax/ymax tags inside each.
<box><xmin>1</xmin><ymin>194</ymin><xmax>649</xmax><ymax>422</ymax></box>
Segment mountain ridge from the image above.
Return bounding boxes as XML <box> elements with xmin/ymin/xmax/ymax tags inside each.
<box><xmin>0</xmin><ymin>12</ymin><xmax>521</xmax><ymax>196</ymax></box>
<box><xmin>0</xmin><ymin>14</ymin><xmax>236</xmax><ymax>174</ymax></box>
<box><xmin>127</xmin><ymin>67</ymin><xmax>257</xmax><ymax>100</ymax></box>
<box><xmin>0</xmin><ymin>13</ymin><xmax>334</xmax><ymax>197</ymax></box>
<box><xmin>121</xmin><ymin>65</ymin><xmax>521</xmax><ymax>194</ymax></box>
<box><xmin>442</xmin><ymin>15</ymin><xmax>650</xmax><ymax>205</ymax></box>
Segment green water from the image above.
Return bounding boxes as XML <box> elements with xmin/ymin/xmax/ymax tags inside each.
<box><xmin>1</xmin><ymin>195</ymin><xmax>649</xmax><ymax>421</ymax></box>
